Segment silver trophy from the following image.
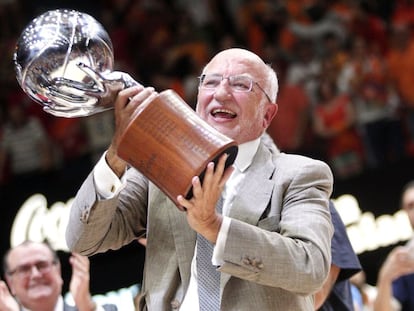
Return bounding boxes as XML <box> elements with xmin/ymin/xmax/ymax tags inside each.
<box><xmin>14</xmin><ymin>8</ymin><xmax>139</xmax><ymax>117</ymax></box>
<box><xmin>13</xmin><ymin>9</ymin><xmax>238</xmax><ymax>205</ymax></box>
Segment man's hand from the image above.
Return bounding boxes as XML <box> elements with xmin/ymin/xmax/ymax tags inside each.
<box><xmin>374</xmin><ymin>246</ymin><xmax>414</xmax><ymax>311</ymax></box>
<box><xmin>0</xmin><ymin>281</ymin><xmax>19</xmax><ymax>311</ymax></box>
<box><xmin>314</xmin><ymin>264</ymin><xmax>340</xmax><ymax>309</ymax></box>
<box><xmin>177</xmin><ymin>153</ymin><xmax>234</xmax><ymax>243</ymax></box>
<box><xmin>106</xmin><ymin>85</ymin><xmax>158</xmax><ymax>177</ymax></box>
<box><xmin>69</xmin><ymin>253</ymin><xmax>96</xmax><ymax>311</ymax></box>
<box><xmin>378</xmin><ymin>246</ymin><xmax>414</xmax><ymax>284</ymax></box>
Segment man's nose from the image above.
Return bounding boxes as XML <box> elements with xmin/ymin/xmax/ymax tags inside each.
<box><xmin>29</xmin><ymin>265</ymin><xmax>42</xmax><ymax>277</ymax></box>
<box><xmin>213</xmin><ymin>79</ymin><xmax>232</xmax><ymax>100</ymax></box>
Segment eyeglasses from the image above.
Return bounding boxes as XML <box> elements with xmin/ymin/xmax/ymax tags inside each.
<box><xmin>198</xmin><ymin>74</ymin><xmax>272</xmax><ymax>103</ymax></box>
<box><xmin>7</xmin><ymin>260</ymin><xmax>57</xmax><ymax>278</ymax></box>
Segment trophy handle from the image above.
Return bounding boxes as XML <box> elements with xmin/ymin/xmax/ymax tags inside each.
<box><xmin>41</xmin><ymin>62</ymin><xmax>142</xmax><ymax>117</ymax></box>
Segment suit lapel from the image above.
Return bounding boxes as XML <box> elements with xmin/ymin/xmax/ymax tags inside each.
<box><xmin>228</xmin><ymin>142</ymin><xmax>275</xmax><ymax>224</ymax></box>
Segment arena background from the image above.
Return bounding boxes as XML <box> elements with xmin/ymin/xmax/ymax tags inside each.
<box><xmin>1</xmin><ymin>0</ymin><xmax>414</xmax><ymax>300</ymax></box>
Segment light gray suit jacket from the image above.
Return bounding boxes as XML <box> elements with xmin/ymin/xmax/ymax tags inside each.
<box><xmin>66</xmin><ymin>136</ymin><xmax>334</xmax><ymax>310</ymax></box>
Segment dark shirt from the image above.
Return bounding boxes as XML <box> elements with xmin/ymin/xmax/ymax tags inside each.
<box><xmin>318</xmin><ymin>201</ymin><xmax>362</xmax><ymax>311</ymax></box>
<box><xmin>392</xmin><ymin>272</ymin><xmax>414</xmax><ymax>311</ymax></box>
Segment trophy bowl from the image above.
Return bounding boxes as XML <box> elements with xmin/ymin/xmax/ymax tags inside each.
<box><xmin>14</xmin><ymin>9</ymin><xmax>238</xmax><ymax>205</ymax></box>
<box><xmin>14</xmin><ymin>9</ymin><xmax>117</xmax><ymax>117</ymax></box>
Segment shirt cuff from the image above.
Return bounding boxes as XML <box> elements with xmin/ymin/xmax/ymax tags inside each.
<box><xmin>212</xmin><ymin>216</ymin><xmax>231</xmax><ymax>266</ymax></box>
<box><xmin>93</xmin><ymin>151</ymin><xmax>126</xmax><ymax>199</ymax></box>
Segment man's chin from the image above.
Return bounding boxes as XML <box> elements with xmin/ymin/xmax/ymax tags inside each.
<box><xmin>27</xmin><ymin>286</ymin><xmax>54</xmax><ymax>300</ymax></box>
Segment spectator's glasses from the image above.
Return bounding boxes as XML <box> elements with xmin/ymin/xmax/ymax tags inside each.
<box><xmin>7</xmin><ymin>260</ymin><xmax>57</xmax><ymax>278</ymax></box>
<box><xmin>198</xmin><ymin>74</ymin><xmax>272</xmax><ymax>103</ymax></box>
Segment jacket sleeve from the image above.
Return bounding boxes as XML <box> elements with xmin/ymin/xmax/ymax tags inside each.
<box><xmin>65</xmin><ymin>168</ymin><xmax>148</xmax><ymax>255</ymax></box>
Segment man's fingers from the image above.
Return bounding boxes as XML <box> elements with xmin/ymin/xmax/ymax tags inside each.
<box><xmin>216</xmin><ymin>153</ymin><xmax>229</xmax><ymax>185</ymax></box>
<box><xmin>70</xmin><ymin>253</ymin><xmax>90</xmax><ymax>274</ymax></box>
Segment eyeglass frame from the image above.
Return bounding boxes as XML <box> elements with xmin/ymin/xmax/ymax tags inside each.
<box><xmin>198</xmin><ymin>74</ymin><xmax>273</xmax><ymax>103</ymax></box>
<box><xmin>7</xmin><ymin>259</ymin><xmax>58</xmax><ymax>278</ymax></box>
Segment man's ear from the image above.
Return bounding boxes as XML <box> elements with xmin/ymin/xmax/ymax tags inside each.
<box><xmin>5</xmin><ymin>275</ymin><xmax>15</xmax><ymax>295</ymax></box>
<box><xmin>263</xmin><ymin>103</ymin><xmax>278</xmax><ymax>129</ymax></box>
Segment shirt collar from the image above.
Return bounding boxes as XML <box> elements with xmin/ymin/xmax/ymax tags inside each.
<box><xmin>234</xmin><ymin>137</ymin><xmax>260</xmax><ymax>172</ymax></box>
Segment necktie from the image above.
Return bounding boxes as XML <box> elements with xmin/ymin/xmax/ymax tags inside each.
<box><xmin>196</xmin><ymin>196</ymin><xmax>223</xmax><ymax>311</ymax></box>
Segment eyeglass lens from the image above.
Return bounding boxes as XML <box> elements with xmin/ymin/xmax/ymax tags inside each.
<box><xmin>9</xmin><ymin>260</ymin><xmax>55</xmax><ymax>277</ymax></box>
<box><xmin>199</xmin><ymin>74</ymin><xmax>272</xmax><ymax>102</ymax></box>
<box><xmin>200</xmin><ymin>74</ymin><xmax>252</xmax><ymax>92</ymax></box>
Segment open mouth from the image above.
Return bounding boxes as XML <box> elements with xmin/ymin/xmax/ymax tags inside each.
<box><xmin>211</xmin><ymin>108</ymin><xmax>236</xmax><ymax>119</ymax></box>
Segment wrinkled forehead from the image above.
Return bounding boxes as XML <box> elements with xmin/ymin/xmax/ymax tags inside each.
<box><xmin>204</xmin><ymin>49</ymin><xmax>267</xmax><ymax>79</ymax></box>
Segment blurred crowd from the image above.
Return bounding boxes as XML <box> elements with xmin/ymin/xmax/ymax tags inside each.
<box><xmin>2</xmin><ymin>1</ymin><xmax>414</xmax><ymax>310</ymax></box>
<box><xmin>2</xmin><ymin>0</ymin><xmax>414</xmax><ymax>188</ymax></box>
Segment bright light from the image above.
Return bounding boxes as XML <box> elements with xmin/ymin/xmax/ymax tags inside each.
<box><xmin>333</xmin><ymin>194</ymin><xmax>413</xmax><ymax>254</ymax></box>
<box><xmin>10</xmin><ymin>193</ymin><xmax>414</xmax><ymax>255</ymax></box>
<box><xmin>10</xmin><ymin>193</ymin><xmax>71</xmax><ymax>251</ymax></box>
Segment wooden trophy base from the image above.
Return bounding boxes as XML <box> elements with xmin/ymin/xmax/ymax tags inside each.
<box><xmin>118</xmin><ymin>89</ymin><xmax>238</xmax><ymax>206</ymax></box>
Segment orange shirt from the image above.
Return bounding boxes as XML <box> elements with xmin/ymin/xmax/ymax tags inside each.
<box><xmin>387</xmin><ymin>40</ymin><xmax>414</xmax><ymax>106</ymax></box>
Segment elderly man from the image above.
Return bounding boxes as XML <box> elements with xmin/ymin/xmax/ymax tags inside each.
<box><xmin>66</xmin><ymin>48</ymin><xmax>334</xmax><ymax>310</ymax></box>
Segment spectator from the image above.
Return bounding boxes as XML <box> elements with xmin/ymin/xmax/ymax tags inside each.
<box><xmin>386</xmin><ymin>22</ymin><xmax>414</xmax><ymax>156</ymax></box>
<box><xmin>312</xmin><ymin>77</ymin><xmax>364</xmax><ymax>179</ymax></box>
<box><xmin>339</xmin><ymin>36</ymin><xmax>405</xmax><ymax>168</ymax></box>
<box><xmin>0</xmin><ymin>92</ymin><xmax>56</xmax><ymax>198</ymax></box>
<box><xmin>350</xmin><ymin>271</ymin><xmax>377</xmax><ymax>311</ymax></box>
<box><xmin>374</xmin><ymin>181</ymin><xmax>414</xmax><ymax>311</ymax></box>
<box><xmin>288</xmin><ymin>0</ymin><xmax>348</xmax><ymax>56</ymax></box>
<box><xmin>315</xmin><ymin>201</ymin><xmax>362</xmax><ymax>310</ymax></box>
<box><xmin>0</xmin><ymin>240</ymin><xmax>117</xmax><ymax>311</ymax></box>
<box><xmin>286</xmin><ymin>38</ymin><xmax>321</xmax><ymax>105</ymax></box>
<box><xmin>266</xmin><ymin>53</ymin><xmax>312</xmax><ymax>155</ymax></box>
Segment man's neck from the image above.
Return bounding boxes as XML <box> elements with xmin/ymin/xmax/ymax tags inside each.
<box><xmin>22</xmin><ymin>296</ymin><xmax>61</xmax><ymax>311</ymax></box>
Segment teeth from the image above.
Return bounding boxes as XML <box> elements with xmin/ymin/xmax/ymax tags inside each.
<box><xmin>212</xmin><ymin>109</ymin><xmax>236</xmax><ymax>116</ymax></box>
